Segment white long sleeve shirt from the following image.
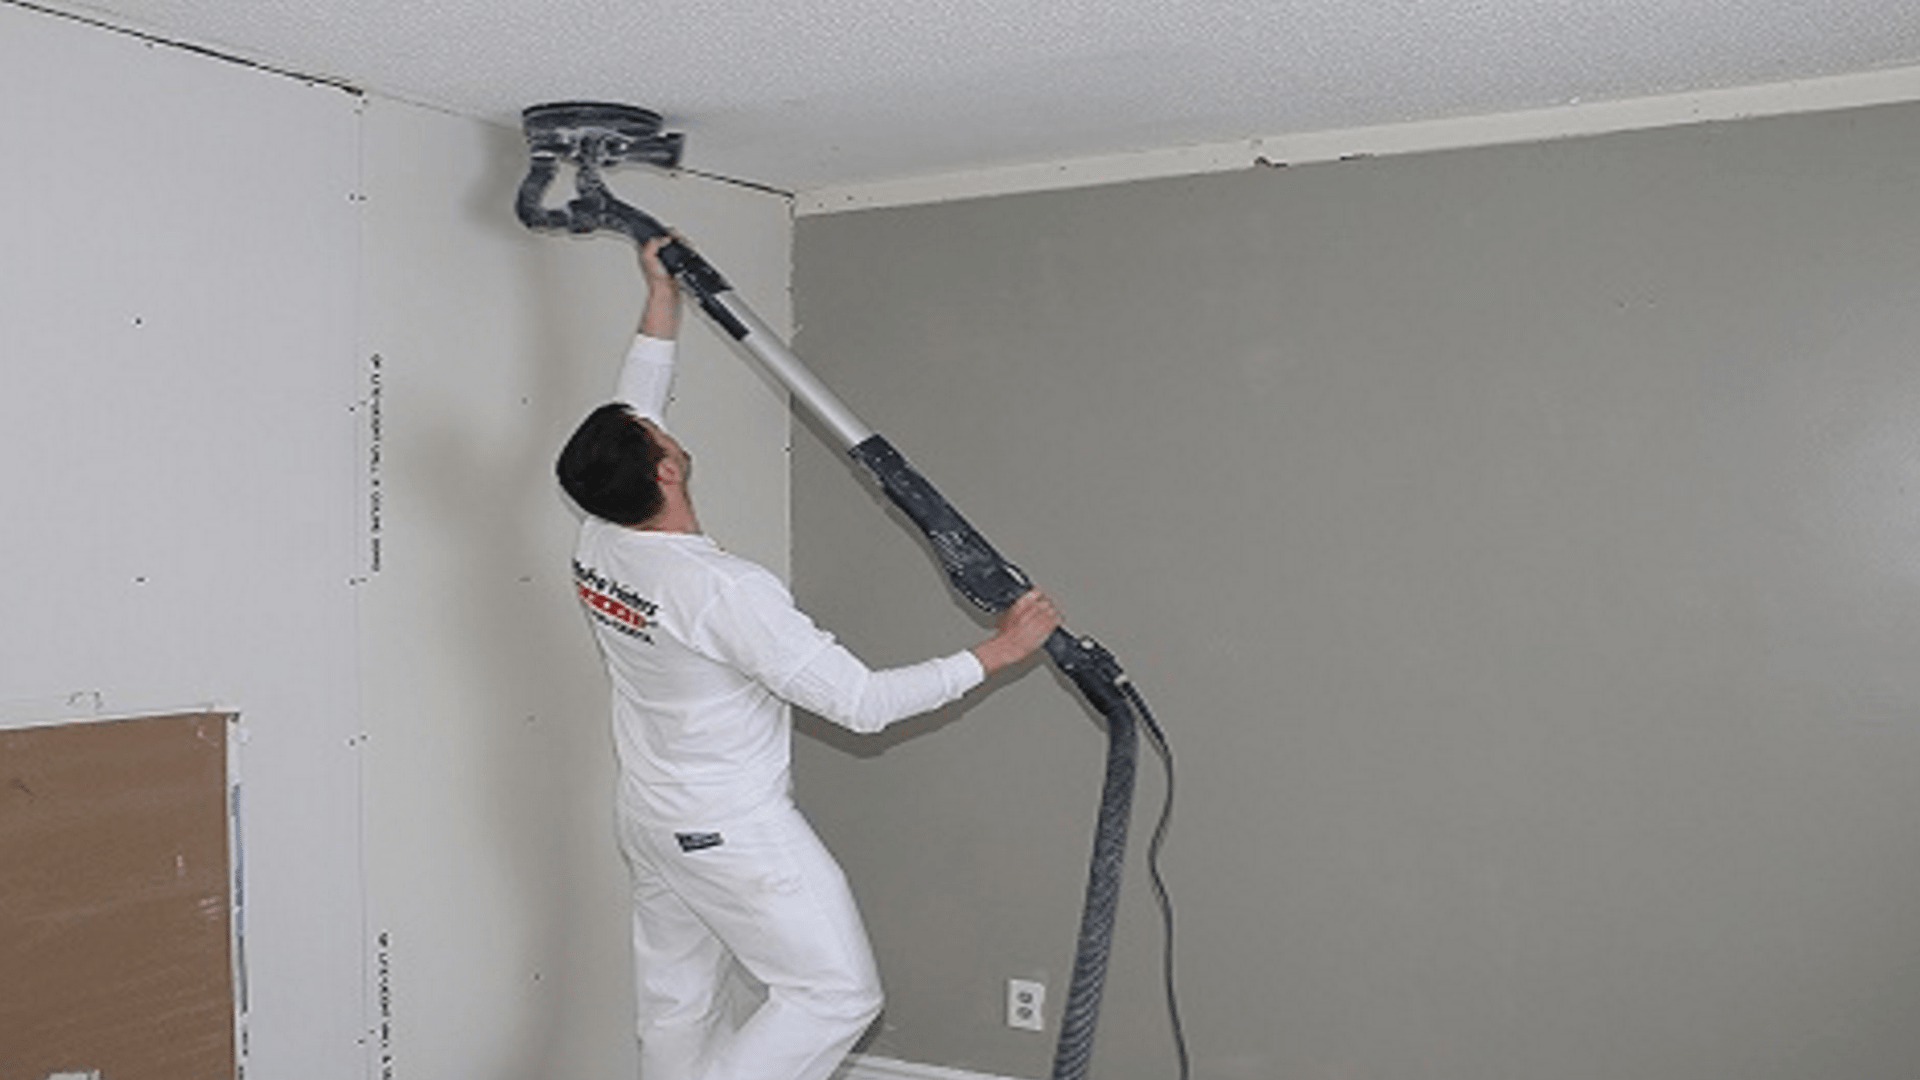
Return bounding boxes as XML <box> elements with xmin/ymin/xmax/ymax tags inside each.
<box><xmin>575</xmin><ymin>335</ymin><xmax>984</xmax><ymax>827</ymax></box>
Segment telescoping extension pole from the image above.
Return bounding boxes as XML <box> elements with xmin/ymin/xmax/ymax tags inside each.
<box><xmin>516</xmin><ymin>102</ymin><xmax>1167</xmax><ymax>1080</ymax></box>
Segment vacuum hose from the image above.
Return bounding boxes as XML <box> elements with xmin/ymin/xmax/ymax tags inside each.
<box><xmin>1052</xmin><ymin>684</ymin><xmax>1138</xmax><ymax>1080</ymax></box>
<box><xmin>516</xmin><ymin>103</ymin><xmax>1175</xmax><ymax>1080</ymax></box>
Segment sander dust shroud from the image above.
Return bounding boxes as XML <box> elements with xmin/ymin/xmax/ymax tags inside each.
<box><xmin>517</xmin><ymin>102</ymin><xmax>1185</xmax><ymax>1080</ymax></box>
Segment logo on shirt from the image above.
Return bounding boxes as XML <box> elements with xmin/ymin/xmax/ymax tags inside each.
<box><xmin>574</xmin><ymin>559</ymin><xmax>658</xmax><ymax>643</ymax></box>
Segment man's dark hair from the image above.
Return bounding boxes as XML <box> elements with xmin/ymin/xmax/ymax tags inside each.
<box><xmin>556</xmin><ymin>403</ymin><xmax>667</xmax><ymax>525</ymax></box>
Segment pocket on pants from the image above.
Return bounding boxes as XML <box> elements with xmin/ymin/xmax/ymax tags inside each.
<box><xmin>667</xmin><ymin>810</ymin><xmax>876</xmax><ymax>993</ymax></box>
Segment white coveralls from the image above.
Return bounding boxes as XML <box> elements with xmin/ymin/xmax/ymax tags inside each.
<box><xmin>574</xmin><ymin>336</ymin><xmax>987</xmax><ymax>1080</ymax></box>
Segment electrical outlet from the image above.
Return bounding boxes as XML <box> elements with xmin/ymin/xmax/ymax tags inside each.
<box><xmin>1007</xmin><ymin>978</ymin><xmax>1046</xmax><ymax>1031</ymax></box>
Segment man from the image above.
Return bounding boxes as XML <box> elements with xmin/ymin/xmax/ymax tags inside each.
<box><xmin>557</xmin><ymin>236</ymin><xmax>1063</xmax><ymax>1080</ymax></box>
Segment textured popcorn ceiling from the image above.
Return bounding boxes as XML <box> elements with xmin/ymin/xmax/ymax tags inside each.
<box><xmin>30</xmin><ymin>0</ymin><xmax>1920</xmax><ymax>193</ymax></box>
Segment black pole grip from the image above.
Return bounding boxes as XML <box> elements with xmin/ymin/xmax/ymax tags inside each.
<box><xmin>1045</xmin><ymin>629</ymin><xmax>1130</xmax><ymax>714</ymax></box>
<box><xmin>848</xmin><ymin>435</ymin><xmax>1033</xmax><ymax>614</ymax></box>
<box><xmin>848</xmin><ymin>435</ymin><xmax>1131</xmax><ymax>713</ymax></box>
<box><xmin>657</xmin><ymin>241</ymin><xmax>746</xmax><ymax>339</ymax></box>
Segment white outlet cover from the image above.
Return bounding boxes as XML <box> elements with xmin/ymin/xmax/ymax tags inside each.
<box><xmin>1007</xmin><ymin>978</ymin><xmax>1046</xmax><ymax>1031</ymax></box>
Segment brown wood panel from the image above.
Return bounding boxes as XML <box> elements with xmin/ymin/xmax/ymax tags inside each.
<box><xmin>1</xmin><ymin>712</ymin><xmax>236</xmax><ymax>1080</ymax></box>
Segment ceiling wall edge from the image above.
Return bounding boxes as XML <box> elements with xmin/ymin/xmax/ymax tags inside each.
<box><xmin>794</xmin><ymin>63</ymin><xmax>1920</xmax><ymax>216</ymax></box>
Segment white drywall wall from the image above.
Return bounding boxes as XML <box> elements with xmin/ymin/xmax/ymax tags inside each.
<box><xmin>355</xmin><ymin>98</ymin><xmax>793</xmax><ymax>1080</ymax></box>
<box><xmin>1</xmin><ymin>8</ymin><xmax>365</xmax><ymax>1074</ymax></box>
<box><xmin>2</xmin><ymin>7</ymin><xmax>795</xmax><ymax>1078</ymax></box>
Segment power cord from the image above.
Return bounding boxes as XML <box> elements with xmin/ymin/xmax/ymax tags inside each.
<box><xmin>1128</xmin><ymin>682</ymin><xmax>1189</xmax><ymax>1080</ymax></box>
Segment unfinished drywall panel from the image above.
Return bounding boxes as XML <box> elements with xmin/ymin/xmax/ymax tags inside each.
<box><xmin>792</xmin><ymin>101</ymin><xmax>1920</xmax><ymax>1080</ymax></box>
<box><xmin>0</xmin><ymin>712</ymin><xmax>237</xmax><ymax>1080</ymax></box>
<box><xmin>1</xmin><ymin>6</ymin><xmax>365</xmax><ymax>1078</ymax></box>
<box><xmin>355</xmin><ymin>97</ymin><xmax>794</xmax><ymax>1080</ymax></box>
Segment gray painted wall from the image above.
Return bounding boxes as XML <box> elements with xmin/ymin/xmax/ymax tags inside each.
<box><xmin>790</xmin><ymin>103</ymin><xmax>1920</xmax><ymax>1080</ymax></box>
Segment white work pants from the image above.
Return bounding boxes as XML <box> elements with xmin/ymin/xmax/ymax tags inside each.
<box><xmin>618</xmin><ymin>800</ymin><xmax>885</xmax><ymax>1080</ymax></box>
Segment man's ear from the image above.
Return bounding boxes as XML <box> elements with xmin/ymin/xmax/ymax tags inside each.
<box><xmin>656</xmin><ymin>456</ymin><xmax>685</xmax><ymax>485</ymax></box>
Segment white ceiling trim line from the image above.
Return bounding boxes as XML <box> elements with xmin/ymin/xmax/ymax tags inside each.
<box><xmin>796</xmin><ymin>64</ymin><xmax>1920</xmax><ymax>216</ymax></box>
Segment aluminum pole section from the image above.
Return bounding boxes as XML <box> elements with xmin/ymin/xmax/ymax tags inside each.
<box><xmin>711</xmin><ymin>294</ymin><xmax>875</xmax><ymax>451</ymax></box>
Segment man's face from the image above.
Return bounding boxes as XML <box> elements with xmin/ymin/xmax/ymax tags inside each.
<box><xmin>637</xmin><ymin>418</ymin><xmax>692</xmax><ymax>482</ymax></box>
